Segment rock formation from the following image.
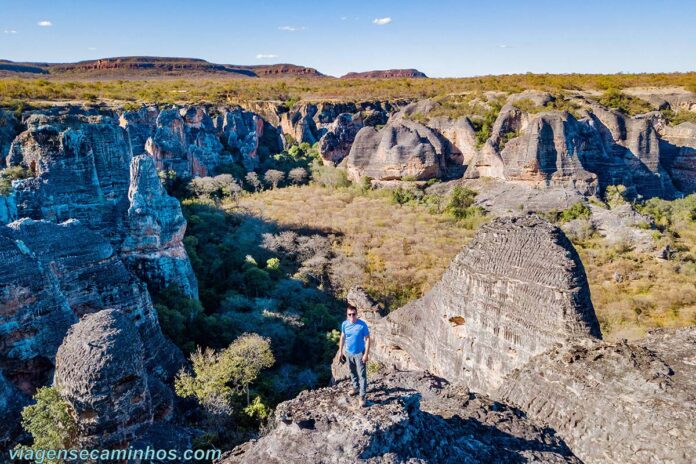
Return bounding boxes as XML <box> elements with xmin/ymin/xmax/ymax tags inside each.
<box><xmin>463</xmin><ymin>96</ymin><xmax>691</xmax><ymax>198</ymax></box>
<box><xmin>122</xmin><ymin>155</ymin><xmax>198</xmax><ymax>297</ymax></box>
<box><xmin>0</xmin><ymin>110</ymin><xmax>20</xmax><ymax>165</ymax></box>
<box><xmin>54</xmin><ymin>309</ymin><xmax>191</xmax><ymax>449</ymax></box>
<box><xmin>497</xmin><ymin>327</ymin><xmax>696</xmax><ymax>464</ymax></box>
<box><xmin>55</xmin><ymin>309</ymin><xmax>153</xmax><ymax>446</ymax></box>
<box><xmin>5</xmin><ymin>107</ymin><xmax>198</xmax><ymax>297</ymax></box>
<box><xmin>340</xmin><ymin>69</ymin><xmax>428</xmax><ymax>79</ymax></box>
<box><xmin>0</xmin><ymin>219</ymin><xmax>184</xmax><ymax>441</ymax></box>
<box><xmin>659</xmin><ymin>122</ymin><xmax>696</xmax><ymax>193</ymax></box>
<box><xmin>318</xmin><ymin>113</ymin><xmax>363</xmax><ymax>165</ymax></box>
<box><xmin>356</xmin><ymin>216</ymin><xmax>601</xmax><ymax>396</ymax></box>
<box><xmin>222</xmin><ymin>370</ymin><xmax>580</xmax><ymax>464</ymax></box>
<box><xmin>346</xmin><ymin>119</ymin><xmax>447</xmax><ymax>181</ymax></box>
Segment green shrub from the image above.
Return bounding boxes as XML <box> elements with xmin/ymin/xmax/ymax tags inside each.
<box><xmin>19</xmin><ymin>387</ymin><xmax>77</xmax><ymax>454</ymax></box>
<box><xmin>597</xmin><ymin>89</ymin><xmax>654</xmax><ymax>116</ymax></box>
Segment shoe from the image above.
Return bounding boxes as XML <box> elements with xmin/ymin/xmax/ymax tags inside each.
<box><xmin>349</xmin><ymin>389</ymin><xmax>359</xmax><ymax>397</ymax></box>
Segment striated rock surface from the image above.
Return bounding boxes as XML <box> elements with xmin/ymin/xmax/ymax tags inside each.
<box><xmin>0</xmin><ymin>219</ymin><xmax>184</xmax><ymax>441</ymax></box>
<box><xmin>122</xmin><ymin>155</ymin><xmax>198</xmax><ymax>298</ymax></box>
<box><xmin>361</xmin><ymin>216</ymin><xmax>600</xmax><ymax>396</ymax></box>
<box><xmin>497</xmin><ymin>327</ymin><xmax>696</xmax><ymax>464</ymax></box>
<box><xmin>54</xmin><ymin>309</ymin><xmax>152</xmax><ymax>447</ymax></box>
<box><xmin>222</xmin><ymin>370</ymin><xmax>579</xmax><ymax>464</ymax></box>
<box><xmin>119</xmin><ymin>105</ymin><xmax>159</xmax><ymax>156</ymax></box>
<box><xmin>659</xmin><ymin>122</ymin><xmax>696</xmax><ymax>193</ymax></box>
<box><xmin>6</xmin><ymin>107</ymin><xmax>198</xmax><ymax>296</ymax></box>
<box><xmin>346</xmin><ymin>120</ymin><xmax>447</xmax><ymax>181</ymax></box>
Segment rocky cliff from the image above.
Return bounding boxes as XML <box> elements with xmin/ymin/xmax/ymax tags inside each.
<box><xmin>0</xmin><ymin>219</ymin><xmax>184</xmax><ymax>442</ymax></box>
<box><xmin>340</xmin><ymin>69</ymin><xmax>428</xmax><ymax>79</ymax></box>
<box><xmin>5</xmin><ymin>106</ymin><xmax>198</xmax><ymax>297</ymax></box>
<box><xmin>222</xmin><ymin>370</ymin><xmax>580</xmax><ymax>464</ymax></box>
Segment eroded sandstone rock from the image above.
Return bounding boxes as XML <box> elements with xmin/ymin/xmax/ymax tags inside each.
<box><xmin>346</xmin><ymin>120</ymin><xmax>447</xmax><ymax>181</ymax></box>
<box><xmin>318</xmin><ymin>113</ymin><xmax>363</xmax><ymax>165</ymax></box>
<box><xmin>497</xmin><ymin>327</ymin><xmax>696</xmax><ymax>464</ymax></box>
<box><xmin>0</xmin><ymin>219</ymin><xmax>184</xmax><ymax>441</ymax></box>
<box><xmin>359</xmin><ymin>216</ymin><xmax>600</xmax><ymax>396</ymax></box>
<box><xmin>222</xmin><ymin>370</ymin><xmax>579</xmax><ymax>464</ymax></box>
<box><xmin>55</xmin><ymin>309</ymin><xmax>153</xmax><ymax>447</ymax></box>
<box><xmin>122</xmin><ymin>155</ymin><xmax>198</xmax><ymax>298</ymax></box>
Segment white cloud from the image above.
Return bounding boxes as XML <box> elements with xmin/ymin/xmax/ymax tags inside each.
<box><xmin>37</xmin><ymin>20</ymin><xmax>53</xmax><ymax>27</ymax></box>
<box><xmin>340</xmin><ymin>16</ymin><xmax>348</xmax><ymax>21</ymax></box>
<box><xmin>3</xmin><ymin>30</ymin><xmax>18</xmax><ymax>34</ymax></box>
<box><xmin>498</xmin><ymin>44</ymin><xmax>513</xmax><ymax>49</ymax></box>
<box><xmin>256</xmin><ymin>54</ymin><xmax>279</xmax><ymax>59</ymax></box>
<box><xmin>278</xmin><ymin>26</ymin><xmax>306</xmax><ymax>32</ymax></box>
<box><xmin>87</xmin><ymin>47</ymin><xmax>97</xmax><ymax>50</ymax></box>
<box><xmin>373</xmin><ymin>17</ymin><xmax>392</xmax><ymax>26</ymax></box>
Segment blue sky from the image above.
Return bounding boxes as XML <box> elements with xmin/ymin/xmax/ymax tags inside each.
<box><xmin>1</xmin><ymin>0</ymin><xmax>695</xmax><ymax>77</ymax></box>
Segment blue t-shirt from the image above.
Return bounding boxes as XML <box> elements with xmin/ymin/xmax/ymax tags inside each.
<box><xmin>341</xmin><ymin>319</ymin><xmax>370</xmax><ymax>354</ymax></box>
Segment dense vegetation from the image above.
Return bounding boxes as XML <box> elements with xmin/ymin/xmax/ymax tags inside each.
<box><xmin>1</xmin><ymin>71</ymin><xmax>694</xmax><ymax>109</ymax></box>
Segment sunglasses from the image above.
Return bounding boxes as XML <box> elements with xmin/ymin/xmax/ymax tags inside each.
<box><xmin>347</xmin><ymin>312</ymin><xmax>357</xmax><ymax>316</ymax></box>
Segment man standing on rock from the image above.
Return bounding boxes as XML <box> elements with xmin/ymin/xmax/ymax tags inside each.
<box><xmin>338</xmin><ymin>303</ymin><xmax>371</xmax><ymax>407</ymax></box>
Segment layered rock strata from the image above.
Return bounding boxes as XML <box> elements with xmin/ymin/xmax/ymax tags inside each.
<box><xmin>497</xmin><ymin>328</ymin><xmax>696</xmax><ymax>464</ymax></box>
<box><xmin>346</xmin><ymin>120</ymin><xmax>447</xmax><ymax>181</ymax></box>
<box><xmin>0</xmin><ymin>219</ymin><xmax>183</xmax><ymax>441</ymax></box>
<box><xmin>5</xmin><ymin>107</ymin><xmax>198</xmax><ymax>297</ymax></box>
<box><xmin>359</xmin><ymin>216</ymin><xmax>600</xmax><ymax>396</ymax></box>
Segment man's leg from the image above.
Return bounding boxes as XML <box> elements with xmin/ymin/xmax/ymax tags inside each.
<box><xmin>356</xmin><ymin>354</ymin><xmax>367</xmax><ymax>399</ymax></box>
<box><xmin>347</xmin><ymin>354</ymin><xmax>360</xmax><ymax>394</ymax></box>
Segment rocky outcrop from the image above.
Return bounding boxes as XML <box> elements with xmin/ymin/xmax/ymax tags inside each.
<box><xmin>223</xmin><ymin>370</ymin><xmax>579</xmax><ymax>464</ymax></box>
<box><xmin>589</xmin><ymin>106</ymin><xmax>678</xmax><ymax>198</ymax></box>
<box><xmin>562</xmin><ymin>203</ymin><xmax>655</xmax><ymax>250</ymax></box>
<box><xmin>341</xmin><ymin>69</ymin><xmax>428</xmax><ymax>79</ymax></box>
<box><xmin>54</xmin><ymin>309</ymin><xmax>191</xmax><ymax>450</ymax></box>
<box><xmin>279</xmin><ymin>101</ymin><xmax>394</xmax><ymax>146</ymax></box>
<box><xmin>6</xmin><ymin>107</ymin><xmax>198</xmax><ymax>297</ymax></box>
<box><xmin>122</xmin><ymin>155</ymin><xmax>198</xmax><ymax>297</ymax></box>
<box><xmin>346</xmin><ymin>120</ymin><xmax>447</xmax><ymax>181</ymax></box>
<box><xmin>0</xmin><ymin>219</ymin><xmax>184</xmax><ymax>441</ymax></box>
<box><xmin>55</xmin><ymin>309</ymin><xmax>152</xmax><ymax>447</ymax></box>
<box><xmin>359</xmin><ymin>216</ymin><xmax>600</xmax><ymax>396</ymax></box>
<box><xmin>659</xmin><ymin>122</ymin><xmax>696</xmax><ymax>193</ymax></box>
<box><xmin>119</xmin><ymin>105</ymin><xmax>159</xmax><ymax>156</ymax></box>
<box><xmin>318</xmin><ymin>113</ymin><xmax>363</xmax><ymax>165</ymax></box>
<box><xmin>0</xmin><ymin>110</ymin><xmax>21</xmax><ymax>166</ymax></box>
<box><xmin>497</xmin><ymin>327</ymin><xmax>696</xmax><ymax>464</ymax></box>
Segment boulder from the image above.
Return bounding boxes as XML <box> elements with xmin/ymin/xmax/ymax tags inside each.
<box><xmin>0</xmin><ymin>219</ymin><xmax>184</xmax><ymax>441</ymax></box>
<box><xmin>54</xmin><ymin>309</ymin><xmax>153</xmax><ymax>447</ymax></box>
<box><xmin>361</xmin><ymin>216</ymin><xmax>601</xmax><ymax>396</ymax></box>
<box><xmin>222</xmin><ymin>370</ymin><xmax>580</xmax><ymax>464</ymax></box>
<box><xmin>346</xmin><ymin>120</ymin><xmax>447</xmax><ymax>181</ymax></box>
<box><xmin>497</xmin><ymin>327</ymin><xmax>696</xmax><ymax>464</ymax></box>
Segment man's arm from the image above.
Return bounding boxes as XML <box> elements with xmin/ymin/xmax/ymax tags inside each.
<box><xmin>338</xmin><ymin>332</ymin><xmax>345</xmax><ymax>360</ymax></box>
<box><xmin>362</xmin><ymin>335</ymin><xmax>370</xmax><ymax>363</ymax></box>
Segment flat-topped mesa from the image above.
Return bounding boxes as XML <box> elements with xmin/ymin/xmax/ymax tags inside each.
<box><xmin>367</xmin><ymin>216</ymin><xmax>601</xmax><ymax>396</ymax></box>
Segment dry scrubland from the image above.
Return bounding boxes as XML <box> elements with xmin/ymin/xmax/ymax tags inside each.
<box><xmin>1</xmin><ymin>72</ymin><xmax>696</xmax><ymax>107</ymax></box>
<box><xmin>236</xmin><ymin>185</ymin><xmax>478</xmax><ymax>310</ymax></box>
<box><xmin>236</xmin><ymin>185</ymin><xmax>696</xmax><ymax>341</ymax></box>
